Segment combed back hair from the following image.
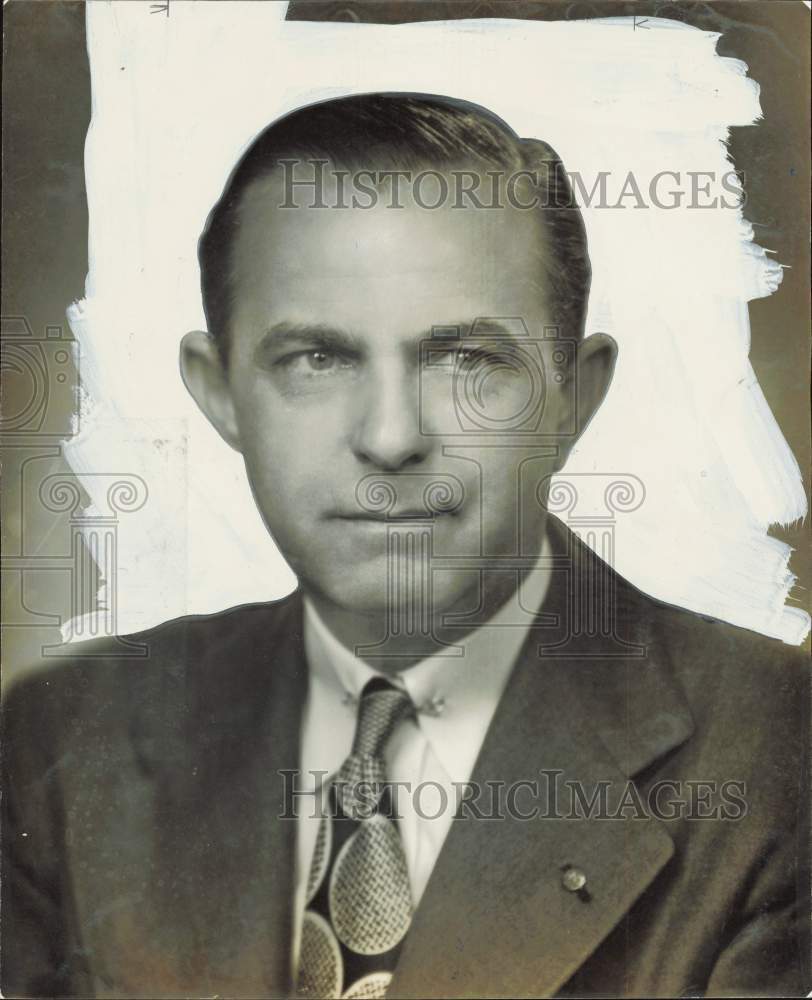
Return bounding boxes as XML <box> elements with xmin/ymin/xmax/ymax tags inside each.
<box><xmin>198</xmin><ymin>92</ymin><xmax>590</xmax><ymax>362</ymax></box>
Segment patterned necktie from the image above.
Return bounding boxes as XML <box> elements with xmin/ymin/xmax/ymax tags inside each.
<box><xmin>297</xmin><ymin>678</ymin><xmax>415</xmax><ymax>999</ymax></box>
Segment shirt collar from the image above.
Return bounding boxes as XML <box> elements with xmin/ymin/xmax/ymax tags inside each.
<box><xmin>303</xmin><ymin>534</ymin><xmax>552</xmax><ymax>785</ymax></box>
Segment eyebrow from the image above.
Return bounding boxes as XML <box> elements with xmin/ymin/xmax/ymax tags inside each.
<box><xmin>428</xmin><ymin>318</ymin><xmax>530</xmax><ymax>340</ymax></box>
<box><xmin>255</xmin><ymin>322</ymin><xmax>362</xmax><ymax>358</ymax></box>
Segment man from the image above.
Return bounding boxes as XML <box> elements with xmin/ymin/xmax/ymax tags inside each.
<box><xmin>2</xmin><ymin>94</ymin><xmax>808</xmax><ymax>999</ymax></box>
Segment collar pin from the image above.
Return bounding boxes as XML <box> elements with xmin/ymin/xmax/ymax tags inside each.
<box><xmin>420</xmin><ymin>694</ymin><xmax>446</xmax><ymax>717</ymax></box>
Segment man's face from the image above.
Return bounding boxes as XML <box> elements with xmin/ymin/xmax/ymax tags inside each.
<box><xmin>197</xmin><ymin>170</ymin><xmax>584</xmax><ymax>618</ymax></box>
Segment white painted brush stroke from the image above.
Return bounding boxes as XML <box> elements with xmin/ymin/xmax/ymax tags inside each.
<box><xmin>63</xmin><ymin>1</ymin><xmax>809</xmax><ymax>644</ymax></box>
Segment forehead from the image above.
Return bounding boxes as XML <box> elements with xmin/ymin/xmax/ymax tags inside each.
<box><xmin>228</xmin><ymin>169</ymin><xmax>550</xmax><ymax>339</ymax></box>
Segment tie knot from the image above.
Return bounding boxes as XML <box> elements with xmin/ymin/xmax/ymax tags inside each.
<box><xmin>352</xmin><ymin>678</ymin><xmax>413</xmax><ymax>760</ymax></box>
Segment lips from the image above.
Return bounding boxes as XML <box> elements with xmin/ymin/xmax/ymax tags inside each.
<box><xmin>333</xmin><ymin>508</ymin><xmax>445</xmax><ymax>521</ymax></box>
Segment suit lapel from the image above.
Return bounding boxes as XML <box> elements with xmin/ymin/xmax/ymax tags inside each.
<box><xmin>389</xmin><ymin>528</ymin><xmax>695</xmax><ymax>999</ymax></box>
<box><xmin>123</xmin><ymin>595</ymin><xmax>308</xmax><ymax>998</ymax></box>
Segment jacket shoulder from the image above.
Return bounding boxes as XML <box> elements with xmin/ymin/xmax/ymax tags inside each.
<box><xmin>634</xmin><ymin>587</ymin><xmax>809</xmax><ymax>776</ymax></box>
<box><xmin>2</xmin><ymin>593</ymin><xmax>304</xmax><ymax>739</ymax></box>
<box><xmin>644</xmin><ymin>591</ymin><xmax>808</xmax><ymax>693</ymax></box>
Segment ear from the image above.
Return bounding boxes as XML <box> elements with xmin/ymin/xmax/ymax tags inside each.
<box><xmin>556</xmin><ymin>331</ymin><xmax>618</xmax><ymax>448</ymax></box>
<box><xmin>574</xmin><ymin>331</ymin><xmax>617</xmax><ymax>432</ymax></box>
<box><xmin>179</xmin><ymin>331</ymin><xmax>242</xmax><ymax>451</ymax></box>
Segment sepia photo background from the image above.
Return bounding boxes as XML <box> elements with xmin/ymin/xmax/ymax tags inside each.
<box><xmin>2</xmin><ymin>0</ymin><xmax>810</xmax><ymax>685</ymax></box>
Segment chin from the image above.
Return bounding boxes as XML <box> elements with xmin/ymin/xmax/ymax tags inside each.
<box><xmin>301</xmin><ymin>554</ymin><xmax>390</xmax><ymax>614</ymax></box>
<box><xmin>309</xmin><ymin>556</ymin><xmax>475</xmax><ymax>624</ymax></box>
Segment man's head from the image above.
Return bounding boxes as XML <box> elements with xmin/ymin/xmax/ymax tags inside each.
<box><xmin>181</xmin><ymin>93</ymin><xmax>616</xmax><ymax>625</ymax></box>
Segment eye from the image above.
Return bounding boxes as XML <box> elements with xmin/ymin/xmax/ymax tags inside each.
<box><xmin>455</xmin><ymin>346</ymin><xmax>479</xmax><ymax>366</ymax></box>
<box><xmin>279</xmin><ymin>348</ymin><xmax>347</xmax><ymax>373</ymax></box>
<box><xmin>272</xmin><ymin>346</ymin><xmax>357</xmax><ymax>382</ymax></box>
<box><xmin>307</xmin><ymin>349</ymin><xmax>336</xmax><ymax>371</ymax></box>
<box><xmin>428</xmin><ymin>344</ymin><xmax>479</xmax><ymax>370</ymax></box>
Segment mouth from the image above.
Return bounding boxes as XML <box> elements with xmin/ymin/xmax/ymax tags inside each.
<box><xmin>331</xmin><ymin>508</ymin><xmax>457</xmax><ymax>522</ymax></box>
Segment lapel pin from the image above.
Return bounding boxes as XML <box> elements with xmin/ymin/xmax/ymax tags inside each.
<box><xmin>561</xmin><ymin>865</ymin><xmax>591</xmax><ymax>902</ymax></box>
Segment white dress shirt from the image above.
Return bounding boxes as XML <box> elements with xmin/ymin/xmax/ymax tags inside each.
<box><xmin>292</xmin><ymin>538</ymin><xmax>552</xmax><ymax>973</ymax></box>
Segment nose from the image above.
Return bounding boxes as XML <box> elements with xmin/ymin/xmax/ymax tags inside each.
<box><xmin>350</xmin><ymin>362</ymin><xmax>429</xmax><ymax>470</ymax></box>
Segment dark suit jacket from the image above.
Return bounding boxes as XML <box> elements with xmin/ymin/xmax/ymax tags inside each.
<box><xmin>2</xmin><ymin>524</ymin><xmax>809</xmax><ymax>998</ymax></box>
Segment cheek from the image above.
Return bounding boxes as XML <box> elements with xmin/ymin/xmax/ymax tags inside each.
<box><xmin>471</xmin><ymin>446</ymin><xmax>556</xmax><ymax>512</ymax></box>
<box><xmin>232</xmin><ymin>374</ymin><xmax>324</xmax><ymax>448</ymax></box>
<box><xmin>231</xmin><ymin>391</ymin><xmax>340</xmax><ymax>507</ymax></box>
<box><xmin>422</xmin><ymin>361</ymin><xmax>549</xmax><ymax>436</ymax></box>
